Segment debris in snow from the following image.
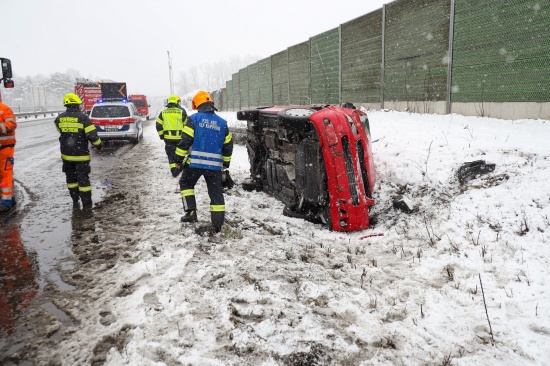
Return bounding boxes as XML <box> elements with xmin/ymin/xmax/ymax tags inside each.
<box><xmin>359</xmin><ymin>233</ymin><xmax>384</xmax><ymax>240</ymax></box>
<box><xmin>457</xmin><ymin>160</ymin><xmax>496</xmax><ymax>185</ymax></box>
<box><xmin>392</xmin><ymin>194</ymin><xmax>415</xmax><ymax>213</ymax></box>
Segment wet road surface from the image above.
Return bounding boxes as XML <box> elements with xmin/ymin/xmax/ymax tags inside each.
<box><xmin>0</xmin><ymin>115</ymin><xmax>157</xmax><ymax>349</ymax></box>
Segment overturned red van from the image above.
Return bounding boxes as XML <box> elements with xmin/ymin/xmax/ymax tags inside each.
<box><xmin>238</xmin><ymin>104</ymin><xmax>376</xmax><ymax>231</ymax></box>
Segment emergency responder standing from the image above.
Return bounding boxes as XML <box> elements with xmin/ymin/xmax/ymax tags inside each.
<box><xmin>54</xmin><ymin>93</ymin><xmax>102</xmax><ymax>208</ymax></box>
<box><xmin>156</xmin><ymin>95</ymin><xmax>188</xmax><ymax>177</ymax></box>
<box><xmin>0</xmin><ymin>102</ymin><xmax>16</xmax><ymax>212</ymax></box>
<box><xmin>175</xmin><ymin>91</ymin><xmax>233</xmax><ymax>233</ymax></box>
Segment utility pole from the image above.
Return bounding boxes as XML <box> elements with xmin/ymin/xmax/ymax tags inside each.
<box><xmin>167</xmin><ymin>51</ymin><xmax>174</xmax><ymax>95</ymax></box>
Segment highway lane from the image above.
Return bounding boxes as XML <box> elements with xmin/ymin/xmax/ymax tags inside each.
<box><xmin>9</xmin><ymin>116</ymin><xmax>142</xmax><ymax>290</ymax></box>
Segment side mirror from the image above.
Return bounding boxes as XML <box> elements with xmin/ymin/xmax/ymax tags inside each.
<box><xmin>3</xmin><ymin>79</ymin><xmax>14</xmax><ymax>88</ymax></box>
<box><xmin>1</xmin><ymin>58</ymin><xmax>13</xmax><ymax>79</ymax></box>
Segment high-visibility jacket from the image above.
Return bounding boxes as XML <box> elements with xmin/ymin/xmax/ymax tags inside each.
<box><xmin>54</xmin><ymin>106</ymin><xmax>102</xmax><ymax>162</ymax></box>
<box><xmin>0</xmin><ymin>103</ymin><xmax>17</xmax><ymax>207</ymax></box>
<box><xmin>0</xmin><ymin>103</ymin><xmax>16</xmax><ymax>147</ymax></box>
<box><xmin>175</xmin><ymin>111</ymin><xmax>233</xmax><ymax>171</ymax></box>
<box><xmin>156</xmin><ymin>105</ymin><xmax>187</xmax><ymax>142</ymax></box>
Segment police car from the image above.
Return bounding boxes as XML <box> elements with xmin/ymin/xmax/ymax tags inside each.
<box><xmin>89</xmin><ymin>98</ymin><xmax>144</xmax><ymax>144</ymax></box>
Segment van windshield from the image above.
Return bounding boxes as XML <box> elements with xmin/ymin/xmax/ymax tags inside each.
<box><xmin>132</xmin><ymin>100</ymin><xmax>146</xmax><ymax>107</ymax></box>
<box><xmin>91</xmin><ymin>105</ymin><xmax>130</xmax><ymax>118</ymax></box>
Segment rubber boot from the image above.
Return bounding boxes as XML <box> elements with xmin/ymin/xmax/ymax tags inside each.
<box><xmin>211</xmin><ymin>211</ymin><xmax>224</xmax><ymax>230</ymax></box>
<box><xmin>70</xmin><ymin>188</ymin><xmax>80</xmax><ymax>205</ymax></box>
<box><xmin>81</xmin><ymin>191</ymin><xmax>93</xmax><ymax>209</ymax></box>
<box><xmin>181</xmin><ymin>210</ymin><xmax>198</xmax><ymax>223</ymax></box>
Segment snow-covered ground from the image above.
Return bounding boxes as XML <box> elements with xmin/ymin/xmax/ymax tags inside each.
<box><xmin>12</xmin><ymin>109</ymin><xmax>550</xmax><ymax>365</ymax></box>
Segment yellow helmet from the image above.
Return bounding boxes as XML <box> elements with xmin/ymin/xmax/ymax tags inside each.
<box><xmin>192</xmin><ymin>91</ymin><xmax>213</xmax><ymax>110</ymax></box>
<box><xmin>167</xmin><ymin>95</ymin><xmax>180</xmax><ymax>105</ymax></box>
<box><xmin>63</xmin><ymin>93</ymin><xmax>82</xmax><ymax>106</ymax></box>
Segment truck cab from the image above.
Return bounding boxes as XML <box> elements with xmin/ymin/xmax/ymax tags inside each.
<box><xmin>128</xmin><ymin>94</ymin><xmax>150</xmax><ymax>120</ymax></box>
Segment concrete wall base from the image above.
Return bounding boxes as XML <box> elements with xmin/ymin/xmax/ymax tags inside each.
<box><xmin>450</xmin><ymin>102</ymin><xmax>550</xmax><ymax>120</ymax></box>
<box><xmin>228</xmin><ymin>102</ymin><xmax>550</xmax><ymax>121</ymax></box>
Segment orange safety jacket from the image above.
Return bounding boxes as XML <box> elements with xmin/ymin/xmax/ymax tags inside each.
<box><xmin>0</xmin><ymin>103</ymin><xmax>16</xmax><ymax>147</ymax></box>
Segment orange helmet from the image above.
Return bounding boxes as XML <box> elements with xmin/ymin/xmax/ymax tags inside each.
<box><xmin>192</xmin><ymin>91</ymin><xmax>213</xmax><ymax>110</ymax></box>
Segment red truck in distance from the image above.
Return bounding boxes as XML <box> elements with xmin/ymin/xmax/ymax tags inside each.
<box><xmin>74</xmin><ymin>79</ymin><xmax>128</xmax><ymax>115</ymax></box>
<box><xmin>128</xmin><ymin>94</ymin><xmax>150</xmax><ymax>120</ymax></box>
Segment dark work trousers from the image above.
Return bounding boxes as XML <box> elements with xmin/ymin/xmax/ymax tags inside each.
<box><xmin>179</xmin><ymin>167</ymin><xmax>225</xmax><ymax>226</ymax></box>
<box><xmin>62</xmin><ymin>161</ymin><xmax>92</xmax><ymax>207</ymax></box>
<box><xmin>164</xmin><ymin>141</ymin><xmax>181</xmax><ymax>177</ymax></box>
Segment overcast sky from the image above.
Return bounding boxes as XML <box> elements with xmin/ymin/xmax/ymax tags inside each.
<box><xmin>4</xmin><ymin>0</ymin><xmax>395</xmax><ymax>97</ymax></box>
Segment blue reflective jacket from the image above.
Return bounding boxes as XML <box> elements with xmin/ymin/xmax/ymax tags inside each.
<box><xmin>188</xmin><ymin>112</ymin><xmax>227</xmax><ymax>170</ymax></box>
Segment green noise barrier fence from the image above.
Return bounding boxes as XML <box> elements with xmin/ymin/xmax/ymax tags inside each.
<box><xmin>451</xmin><ymin>0</ymin><xmax>550</xmax><ymax>103</ymax></box>
<box><xmin>211</xmin><ymin>0</ymin><xmax>549</xmax><ymax>119</ymax></box>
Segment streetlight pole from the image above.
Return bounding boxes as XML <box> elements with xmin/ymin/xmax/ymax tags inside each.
<box><xmin>167</xmin><ymin>51</ymin><xmax>174</xmax><ymax>95</ymax></box>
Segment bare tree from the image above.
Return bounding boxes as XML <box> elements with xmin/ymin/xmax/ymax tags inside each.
<box><xmin>176</xmin><ymin>71</ymin><xmax>190</xmax><ymax>96</ymax></box>
<box><xmin>188</xmin><ymin>66</ymin><xmax>200</xmax><ymax>91</ymax></box>
<box><xmin>175</xmin><ymin>54</ymin><xmax>261</xmax><ymax>96</ymax></box>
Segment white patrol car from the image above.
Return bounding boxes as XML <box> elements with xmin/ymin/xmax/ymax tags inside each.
<box><xmin>89</xmin><ymin>98</ymin><xmax>145</xmax><ymax>144</ymax></box>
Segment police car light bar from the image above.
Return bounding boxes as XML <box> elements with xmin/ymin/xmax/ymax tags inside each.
<box><xmin>99</xmin><ymin>98</ymin><xmax>128</xmax><ymax>103</ymax></box>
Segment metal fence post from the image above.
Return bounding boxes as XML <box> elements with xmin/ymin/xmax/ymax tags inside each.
<box><xmin>381</xmin><ymin>4</ymin><xmax>386</xmax><ymax>109</ymax></box>
<box><xmin>446</xmin><ymin>0</ymin><xmax>456</xmax><ymax>114</ymax></box>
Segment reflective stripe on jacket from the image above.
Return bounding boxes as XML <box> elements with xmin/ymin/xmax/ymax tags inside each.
<box><xmin>0</xmin><ymin>103</ymin><xmax>16</xmax><ymax>147</ymax></box>
<box><xmin>156</xmin><ymin>106</ymin><xmax>187</xmax><ymax>141</ymax></box>
<box><xmin>54</xmin><ymin>107</ymin><xmax>101</xmax><ymax>162</ymax></box>
<box><xmin>175</xmin><ymin>111</ymin><xmax>233</xmax><ymax>171</ymax></box>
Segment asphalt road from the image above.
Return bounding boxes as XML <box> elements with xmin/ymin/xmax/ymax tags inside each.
<box><xmin>1</xmin><ymin>111</ymin><xmax>161</xmax><ymax>349</ymax></box>
<box><xmin>10</xmin><ymin>116</ymin><xmax>151</xmax><ymax>289</ymax></box>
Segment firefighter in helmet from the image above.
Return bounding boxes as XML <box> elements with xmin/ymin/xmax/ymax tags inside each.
<box><xmin>54</xmin><ymin>93</ymin><xmax>102</xmax><ymax>208</ymax></box>
<box><xmin>156</xmin><ymin>95</ymin><xmax>188</xmax><ymax>177</ymax></box>
<box><xmin>0</xmin><ymin>101</ymin><xmax>16</xmax><ymax>212</ymax></box>
<box><xmin>175</xmin><ymin>91</ymin><xmax>233</xmax><ymax>233</ymax></box>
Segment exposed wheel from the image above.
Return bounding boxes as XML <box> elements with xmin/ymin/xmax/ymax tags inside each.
<box><xmin>242</xmin><ymin>179</ymin><xmax>262</xmax><ymax>192</ymax></box>
<box><xmin>278</xmin><ymin>108</ymin><xmax>315</xmax><ymax>123</ymax></box>
<box><xmin>278</xmin><ymin>108</ymin><xmax>316</xmax><ymax>133</ymax></box>
<box><xmin>131</xmin><ymin>132</ymin><xmax>142</xmax><ymax>144</ymax></box>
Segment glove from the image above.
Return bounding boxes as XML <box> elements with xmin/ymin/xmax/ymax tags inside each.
<box><xmin>221</xmin><ymin>170</ymin><xmax>235</xmax><ymax>190</ymax></box>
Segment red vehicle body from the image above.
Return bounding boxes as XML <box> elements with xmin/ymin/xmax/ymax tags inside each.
<box><xmin>128</xmin><ymin>94</ymin><xmax>150</xmax><ymax>119</ymax></box>
<box><xmin>74</xmin><ymin>80</ymin><xmax>127</xmax><ymax>115</ymax></box>
<box><xmin>238</xmin><ymin>104</ymin><xmax>376</xmax><ymax>231</ymax></box>
<box><xmin>74</xmin><ymin>81</ymin><xmax>101</xmax><ymax>115</ymax></box>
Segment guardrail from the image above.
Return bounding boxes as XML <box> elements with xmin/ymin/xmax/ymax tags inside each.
<box><xmin>15</xmin><ymin>110</ymin><xmax>65</xmax><ymax>119</ymax></box>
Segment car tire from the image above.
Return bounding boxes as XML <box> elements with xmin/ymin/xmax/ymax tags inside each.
<box><xmin>132</xmin><ymin>130</ymin><xmax>143</xmax><ymax>145</ymax></box>
<box><xmin>277</xmin><ymin>108</ymin><xmax>316</xmax><ymax>123</ymax></box>
<box><xmin>242</xmin><ymin>179</ymin><xmax>262</xmax><ymax>192</ymax></box>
